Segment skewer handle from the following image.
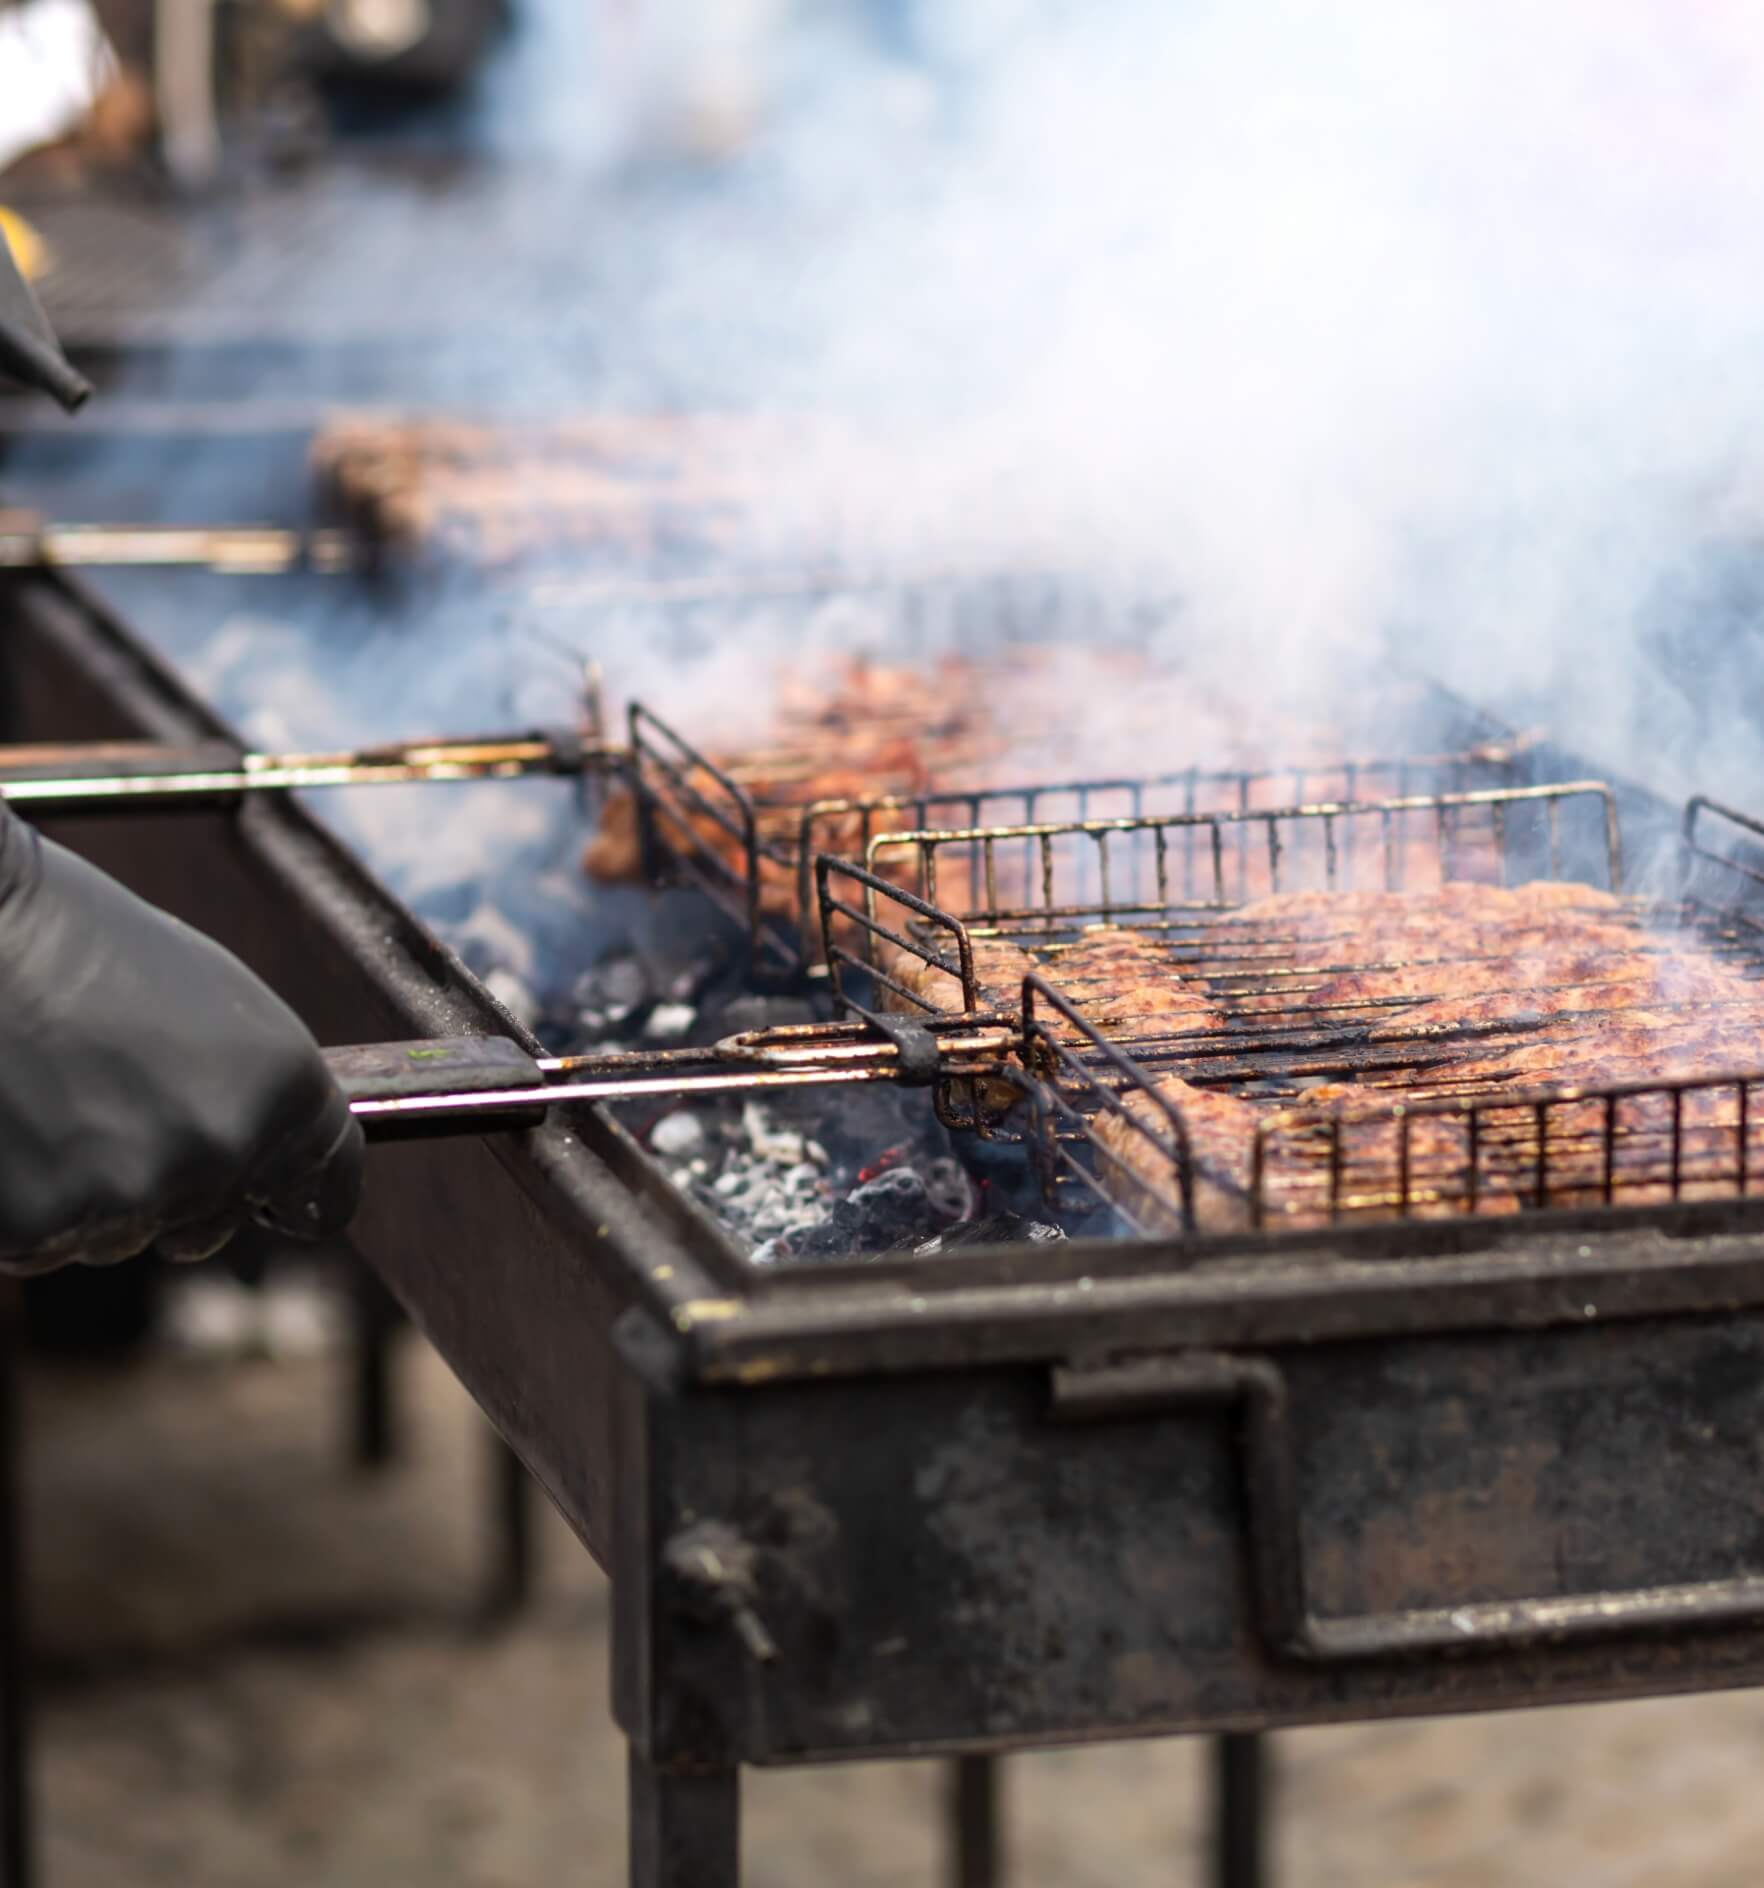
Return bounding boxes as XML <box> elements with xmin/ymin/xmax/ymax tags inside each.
<box><xmin>329</xmin><ymin>1038</ymin><xmax>549</xmax><ymax>1142</ymax></box>
<box><xmin>0</xmin><ymin>741</ymin><xmax>242</xmax><ymax>786</ymax></box>
<box><xmin>0</xmin><ymin>728</ymin><xmax>610</xmax><ymax>810</ymax></box>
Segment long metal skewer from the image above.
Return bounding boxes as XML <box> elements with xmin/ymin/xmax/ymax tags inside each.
<box><xmin>0</xmin><ymin>522</ymin><xmax>359</xmax><ymax>575</ymax></box>
<box><xmin>330</xmin><ymin>1024</ymin><xmax>1015</xmax><ymax>1139</ymax></box>
<box><xmin>0</xmin><ymin>732</ymin><xmax>614</xmax><ymax>809</ymax></box>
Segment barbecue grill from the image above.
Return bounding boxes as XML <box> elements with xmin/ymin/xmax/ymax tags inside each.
<box><xmin>14</xmin><ymin>565</ymin><xmax>1764</xmax><ymax>1888</ymax></box>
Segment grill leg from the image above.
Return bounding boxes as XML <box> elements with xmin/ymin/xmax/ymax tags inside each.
<box><xmin>480</xmin><ymin>1430</ymin><xmax>534</xmax><ymax>1621</ymax></box>
<box><xmin>628</xmin><ymin>1749</ymin><xmax>739</xmax><ymax>1888</ymax></box>
<box><xmin>347</xmin><ymin>1254</ymin><xmax>400</xmax><ymax>1472</ymax></box>
<box><xmin>0</xmin><ymin>1287</ymin><xmax>31</xmax><ymax>1888</ymax></box>
<box><xmin>1212</xmin><ymin>1734</ymin><xmax>1270</xmax><ymax>1888</ymax></box>
<box><xmin>947</xmin><ymin>1754</ymin><xmax>1002</xmax><ymax>1888</ymax></box>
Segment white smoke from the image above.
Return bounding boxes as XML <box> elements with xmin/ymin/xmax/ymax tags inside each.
<box><xmin>26</xmin><ymin>0</ymin><xmax>1764</xmax><ymax>819</ymax></box>
<box><xmin>534</xmin><ymin>0</ymin><xmax>1764</xmax><ymax>802</ymax></box>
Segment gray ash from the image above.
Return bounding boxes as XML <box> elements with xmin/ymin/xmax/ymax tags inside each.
<box><xmin>635</xmin><ymin>1081</ymin><xmax>973</xmax><ymax>1264</ymax></box>
<box><xmin>631</xmin><ymin>1076</ymin><xmax>1061</xmax><ymax>1266</ymax></box>
<box><xmin>495</xmin><ymin>940</ymin><xmax>1067</xmax><ymax>1264</ymax></box>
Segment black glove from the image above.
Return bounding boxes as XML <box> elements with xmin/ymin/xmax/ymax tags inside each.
<box><xmin>0</xmin><ymin>803</ymin><xmax>364</xmax><ymax>1274</ymax></box>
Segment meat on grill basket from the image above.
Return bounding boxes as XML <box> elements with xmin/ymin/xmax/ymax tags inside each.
<box><xmin>812</xmin><ymin>781</ymin><xmax>1764</xmax><ymax>1242</ymax></box>
<box><xmin>1069</xmin><ymin>882</ymin><xmax>1764</xmax><ymax>1234</ymax></box>
<box><xmin>583</xmin><ymin>648</ymin><xmax>1520</xmax><ymax>952</ymax></box>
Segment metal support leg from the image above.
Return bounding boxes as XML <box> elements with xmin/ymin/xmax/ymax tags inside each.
<box><xmin>947</xmin><ymin>1755</ymin><xmax>1001</xmax><ymax>1888</ymax></box>
<box><xmin>628</xmin><ymin>1748</ymin><xmax>739</xmax><ymax>1888</ymax></box>
<box><xmin>480</xmin><ymin>1430</ymin><xmax>534</xmax><ymax>1621</ymax></box>
<box><xmin>1212</xmin><ymin>1734</ymin><xmax>1269</xmax><ymax>1888</ymax></box>
<box><xmin>0</xmin><ymin>1289</ymin><xmax>32</xmax><ymax>1888</ymax></box>
<box><xmin>346</xmin><ymin>1255</ymin><xmax>401</xmax><ymax>1472</ymax></box>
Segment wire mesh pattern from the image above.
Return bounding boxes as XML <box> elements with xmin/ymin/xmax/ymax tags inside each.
<box><xmin>628</xmin><ymin>689</ymin><xmax>1529</xmax><ymax>978</ymax></box>
<box><xmin>822</xmin><ymin>781</ymin><xmax>1625</xmax><ymax>1011</ymax></box>
<box><xmin>817</xmin><ymin>785</ymin><xmax>1764</xmax><ymax>1240</ymax></box>
<box><xmin>1247</xmin><ymin>1072</ymin><xmax>1764</xmax><ymax>1229</ymax></box>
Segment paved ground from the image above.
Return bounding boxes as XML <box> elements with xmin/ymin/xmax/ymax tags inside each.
<box><xmin>23</xmin><ymin>1303</ymin><xmax>1764</xmax><ymax>1888</ymax></box>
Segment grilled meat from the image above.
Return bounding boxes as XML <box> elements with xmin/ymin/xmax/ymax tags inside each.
<box><xmin>1091</xmin><ymin>1078</ymin><xmax>1263</xmax><ymax>1234</ymax></box>
<box><xmin>311</xmin><ymin>413</ymin><xmax>766</xmax><ymax>565</ymax></box>
<box><xmin>581</xmin><ymin>650</ymin><xmax>1511</xmax><ymax>932</ymax></box>
<box><xmin>889</xmin><ymin>928</ymin><xmax>1224</xmax><ymax>1033</ymax></box>
<box><xmin>1093</xmin><ymin>1079</ymin><xmax>1530</xmax><ymax>1235</ymax></box>
<box><xmin>1059</xmin><ymin>882</ymin><xmax>1764</xmax><ymax>1232</ymax></box>
<box><xmin>584</xmin><ymin>655</ymin><xmax>1001</xmax><ymax>922</ymax></box>
<box><xmin>881</xmin><ymin>928</ymin><xmax>1225</xmax><ymax>1123</ymax></box>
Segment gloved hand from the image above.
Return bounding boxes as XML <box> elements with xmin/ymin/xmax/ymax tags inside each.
<box><xmin>0</xmin><ymin>802</ymin><xmax>364</xmax><ymax>1274</ymax></box>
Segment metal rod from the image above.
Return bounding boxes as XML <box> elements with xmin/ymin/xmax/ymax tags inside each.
<box><xmin>0</xmin><ymin>524</ymin><xmax>357</xmax><ymax>575</ymax></box>
<box><xmin>0</xmin><ymin>734</ymin><xmax>607</xmax><ymax>809</ymax></box>
<box><xmin>349</xmin><ymin>1063</ymin><xmax>912</xmax><ymax>1125</ymax></box>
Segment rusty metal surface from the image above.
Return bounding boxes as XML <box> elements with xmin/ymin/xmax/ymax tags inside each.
<box><xmin>614</xmin><ymin>1304</ymin><xmax>1764</xmax><ymax>1765</ymax></box>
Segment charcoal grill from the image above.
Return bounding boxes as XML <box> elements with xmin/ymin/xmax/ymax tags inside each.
<box><xmin>624</xmin><ymin>676</ymin><xmax>1530</xmax><ymax>980</ymax></box>
<box><xmin>13</xmin><ymin>568</ymin><xmax>1764</xmax><ymax>1888</ymax></box>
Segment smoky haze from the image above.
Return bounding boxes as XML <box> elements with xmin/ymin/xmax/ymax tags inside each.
<box><xmin>20</xmin><ymin>0</ymin><xmax>1764</xmax><ymax>927</ymax></box>
<box><xmin>557</xmin><ymin>0</ymin><xmax>1764</xmax><ymax>806</ymax></box>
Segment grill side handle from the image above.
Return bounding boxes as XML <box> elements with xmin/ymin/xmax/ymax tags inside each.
<box><xmin>1050</xmin><ymin>1350</ymin><xmax>1764</xmax><ymax>1663</ymax></box>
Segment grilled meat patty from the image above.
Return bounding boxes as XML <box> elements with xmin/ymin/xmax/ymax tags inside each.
<box><xmin>1050</xmin><ymin>881</ymin><xmax>1764</xmax><ymax>1233</ymax></box>
<box><xmin>889</xmin><ymin>929</ymin><xmax>1225</xmax><ymax>1035</ymax></box>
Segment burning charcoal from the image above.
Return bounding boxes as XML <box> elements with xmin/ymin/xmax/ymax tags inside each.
<box><xmin>741</xmin><ymin>1102</ymin><xmax>809</xmax><ymax>1167</ymax></box>
<box><xmin>644</xmin><ymin>1001</ymin><xmax>697</xmax><ymax>1043</ymax></box>
<box><xmin>761</xmin><ymin>1165</ymin><xmax>950</xmax><ymax>1264</ymax></box>
<box><xmin>484</xmin><ymin>967</ymin><xmax>541</xmax><ymax>1030</ymax></box>
<box><xmin>922</xmin><ymin>1155</ymin><xmax>976</xmax><ymax>1221</ymax></box>
<box><xmin>570</xmin><ymin>1009</ymin><xmax>614</xmax><ymax>1045</ymax></box>
<box><xmin>572</xmin><ymin>952</ymin><xmax>654</xmax><ymax>1031</ymax></box>
<box><xmin>847</xmin><ymin>1168</ymin><xmax>942</xmax><ymax>1245</ymax></box>
<box><xmin>912</xmin><ymin>1214</ymin><xmax>1067</xmax><ymax>1256</ymax></box>
<box><xmin>650</xmin><ymin>1111</ymin><xmax>706</xmax><ymax>1159</ymax></box>
<box><xmin>664</xmin><ymin>952</ymin><xmax>726</xmax><ymax>1007</ymax></box>
<box><xmin>453</xmin><ymin>903</ymin><xmax>539</xmax><ymax>986</ymax></box>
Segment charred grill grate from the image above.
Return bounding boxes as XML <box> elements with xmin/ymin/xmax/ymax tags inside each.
<box><xmin>814</xmin><ymin>787</ymin><xmax>1764</xmax><ymax>1239</ymax></box>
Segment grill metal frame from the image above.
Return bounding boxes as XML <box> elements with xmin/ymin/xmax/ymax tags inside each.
<box><xmin>625</xmin><ymin>683</ymin><xmax>1532</xmax><ymax>980</ymax></box>
<box><xmin>21</xmin><ymin>568</ymin><xmax>1764</xmax><ymax>1888</ymax></box>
